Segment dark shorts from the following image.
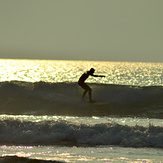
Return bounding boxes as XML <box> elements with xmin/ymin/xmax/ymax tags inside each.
<box><xmin>78</xmin><ymin>82</ymin><xmax>91</xmax><ymax>91</ymax></box>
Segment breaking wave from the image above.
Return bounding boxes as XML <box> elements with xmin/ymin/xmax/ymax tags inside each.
<box><xmin>0</xmin><ymin>118</ymin><xmax>162</xmax><ymax>148</ymax></box>
<box><xmin>0</xmin><ymin>81</ymin><xmax>163</xmax><ymax>118</ymax></box>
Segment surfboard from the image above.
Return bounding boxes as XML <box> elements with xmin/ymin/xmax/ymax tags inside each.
<box><xmin>91</xmin><ymin>102</ymin><xmax>109</xmax><ymax>106</ymax></box>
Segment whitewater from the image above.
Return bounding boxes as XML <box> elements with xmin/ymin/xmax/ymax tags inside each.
<box><xmin>0</xmin><ymin>59</ymin><xmax>163</xmax><ymax>162</ymax></box>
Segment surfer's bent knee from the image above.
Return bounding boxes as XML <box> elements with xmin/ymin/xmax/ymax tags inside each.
<box><xmin>78</xmin><ymin>82</ymin><xmax>91</xmax><ymax>91</ymax></box>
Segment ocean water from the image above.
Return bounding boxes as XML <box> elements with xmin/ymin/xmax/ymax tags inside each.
<box><xmin>0</xmin><ymin>59</ymin><xmax>162</xmax><ymax>163</ymax></box>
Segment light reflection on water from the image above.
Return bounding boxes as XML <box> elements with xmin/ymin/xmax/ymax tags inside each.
<box><xmin>0</xmin><ymin>114</ymin><xmax>162</xmax><ymax>127</ymax></box>
<box><xmin>0</xmin><ymin>59</ymin><xmax>163</xmax><ymax>162</ymax></box>
<box><xmin>0</xmin><ymin>59</ymin><xmax>163</xmax><ymax>86</ymax></box>
<box><xmin>1</xmin><ymin>145</ymin><xmax>162</xmax><ymax>163</ymax></box>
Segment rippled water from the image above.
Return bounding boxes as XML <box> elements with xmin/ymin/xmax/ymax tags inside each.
<box><xmin>0</xmin><ymin>59</ymin><xmax>163</xmax><ymax>85</ymax></box>
<box><xmin>0</xmin><ymin>59</ymin><xmax>163</xmax><ymax>162</ymax></box>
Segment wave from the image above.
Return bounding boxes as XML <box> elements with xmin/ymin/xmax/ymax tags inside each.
<box><xmin>0</xmin><ymin>118</ymin><xmax>162</xmax><ymax>148</ymax></box>
<box><xmin>0</xmin><ymin>81</ymin><xmax>163</xmax><ymax>118</ymax></box>
<box><xmin>0</xmin><ymin>156</ymin><xmax>62</xmax><ymax>163</ymax></box>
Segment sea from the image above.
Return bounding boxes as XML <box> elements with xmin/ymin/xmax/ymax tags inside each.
<box><xmin>0</xmin><ymin>59</ymin><xmax>162</xmax><ymax>163</ymax></box>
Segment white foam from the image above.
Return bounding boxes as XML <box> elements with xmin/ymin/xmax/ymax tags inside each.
<box><xmin>0</xmin><ymin>118</ymin><xmax>162</xmax><ymax>148</ymax></box>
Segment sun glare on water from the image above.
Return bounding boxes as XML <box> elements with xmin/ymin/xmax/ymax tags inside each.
<box><xmin>0</xmin><ymin>59</ymin><xmax>162</xmax><ymax>86</ymax></box>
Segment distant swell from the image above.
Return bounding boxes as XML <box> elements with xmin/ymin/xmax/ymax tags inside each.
<box><xmin>0</xmin><ymin>81</ymin><xmax>163</xmax><ymax>118</ymax></box>
<box><xmin>0</xmin><ymin>118</ymin><xmax>162</xmax><ymax>148</ymax></box>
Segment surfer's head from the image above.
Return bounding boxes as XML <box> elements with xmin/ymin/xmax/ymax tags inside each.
<box><xmin>89</xmin><ymin>68</ymin><xmax>95</xmax><ymax>74</ymax></box>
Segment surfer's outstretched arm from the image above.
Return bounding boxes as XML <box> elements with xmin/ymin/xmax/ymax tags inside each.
<box><xmin>91</xmin><ymin>75</ymin><xmax>105</xmax><ymax>77</ymax></box>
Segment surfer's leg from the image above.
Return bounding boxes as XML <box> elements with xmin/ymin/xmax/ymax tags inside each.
<box><xmin>83</xmin><ymin>84</ymin><xmax>95</xmax><ymax>102</ymax></box>
<box><xmin>88</xmin><ymin>89</ymin><xmax>92</xmax><ymax>101</ymax></box>
<box><xmin>79</xmin><ymin>83</ymin><xmax>93</xmax><ymax>101</ymax></box>
<box><xmin>88</xmin><ymin>89</ymin><xmax>95</xmax><ymax>103</ymax></box>
<box><xmin>82</xmin><ymin>90</ymin><xmax>88</xmax><ymax>99</ymax></box>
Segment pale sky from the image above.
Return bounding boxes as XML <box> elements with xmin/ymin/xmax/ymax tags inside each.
<box><xmin>0</xmin><ymin>0</ymin><xmax>163</xmax><ymax>62</ymax></box>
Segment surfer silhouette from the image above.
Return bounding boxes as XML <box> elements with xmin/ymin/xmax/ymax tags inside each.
<box><xmin>78</xmin><ymin>68</ymin><xmax>105</xmax><ymax>103</ymax></box>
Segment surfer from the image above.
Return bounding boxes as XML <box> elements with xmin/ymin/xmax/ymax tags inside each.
<box><xmin>78</xmin><ymin>68</ymin><xmax>105</xmax><ymax>103</ymax></box>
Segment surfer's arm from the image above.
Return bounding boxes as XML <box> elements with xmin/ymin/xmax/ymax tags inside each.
<box><xmin>91</xmin><ymin>75</ymin><xmax>105</xmax><ymax>77</ymax></box>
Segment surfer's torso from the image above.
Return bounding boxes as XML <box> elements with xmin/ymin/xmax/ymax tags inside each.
<box><xmin>78</xmin><ymin>72</ymin><xmax>89</xmax><ymax>84</ymax></box>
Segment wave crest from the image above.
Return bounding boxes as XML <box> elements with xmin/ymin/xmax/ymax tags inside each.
<box><xmin>0</xmin><ymin>118</ymin><xmax>162</xmax><ymax>148</ymax></box>
<box><xmin>0</xmin><ymin>81</ymin><xmax>163</xmax><ymax>118</ymax></box>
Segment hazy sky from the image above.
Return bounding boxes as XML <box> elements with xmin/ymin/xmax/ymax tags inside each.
<box><xmin>0</xmin><ymin>0</ymin><xmax>163</xmax><ymax>62</ymax></box>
